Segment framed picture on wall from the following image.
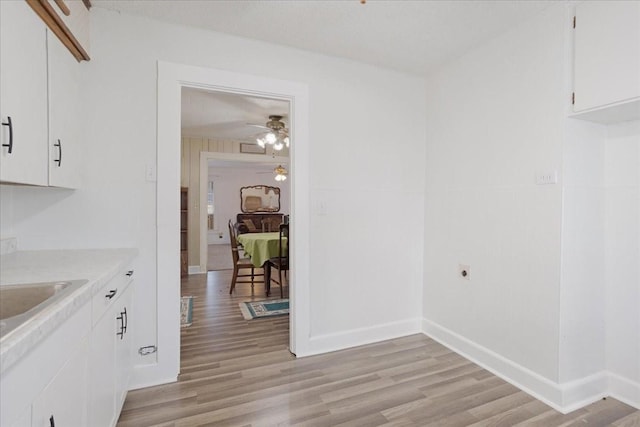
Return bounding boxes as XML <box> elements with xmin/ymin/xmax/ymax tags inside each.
<box><xmin>240</xmin><ymin>143</ymin><xmax>266</xmax><ymax>154</ymax></box>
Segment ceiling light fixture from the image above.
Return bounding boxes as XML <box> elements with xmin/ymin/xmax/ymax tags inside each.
<box><xmin>255</xmin><ymin>115</ymin><xmax>290</xmax><ymax>151</ymax></box>
<box><xmin>274</xmin><ymin>165</ymin><xmax>288</xmax><ymax>182</ymax></box>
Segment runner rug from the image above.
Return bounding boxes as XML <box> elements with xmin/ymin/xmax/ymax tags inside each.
<box><xmin>239</xmin><ymin>299</ymin><xmax>289</xmax><ymax>320</ymax></box>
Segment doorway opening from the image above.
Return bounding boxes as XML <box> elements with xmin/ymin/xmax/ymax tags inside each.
<box><xmin>156</xmin><ymin>62</ymin><xmax>310</xmax><ymax>384</ymax></box>
<box><xmin>179</xmin><ymin>87</ymin><xmax>292</xmax><ymax>360</ymax></box>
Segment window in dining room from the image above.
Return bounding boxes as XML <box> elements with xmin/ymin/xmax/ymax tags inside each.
<box><xmin>207</xmin><ymin>180</ymin><xmax>215</xmax><ymax>230</ymax></box>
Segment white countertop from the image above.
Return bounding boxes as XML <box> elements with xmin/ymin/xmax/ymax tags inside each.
<box><xmin>0</xmin><ymin>248</ymin><xmax>138</xmax><ymax>374</ymax></box>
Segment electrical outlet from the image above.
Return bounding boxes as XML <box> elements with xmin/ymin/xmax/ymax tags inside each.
<box><xmin>535</xmin><ymin>170</ymin><xmax>558</xmax><ymax>185</ymax></box>
<box><xmin>459</xmin><ymin>264</ymin><xmax>470</xmax><ymax>280</ymax></box>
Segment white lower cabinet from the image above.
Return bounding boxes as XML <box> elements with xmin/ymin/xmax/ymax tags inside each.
<box><xmin>115</xmin><ymin>283</ymin><xmax>134</xmax><ymax>414</ymax></box>
<box><xmin>90</xmin><ymin>269</ymin><xmax>135</xmax><ymax>427</ymax></box>
<box><xmin>0</xmin><ymin>264</ymin><xmax>135</xmax><ymax>427</ymax></box>
<box><xmin>32</xmin><ymin>337</ymin><xmax>89</xmax><ymax>427</ymax></box>
<box><xmin>90</xmin><ymin>305</ymin><xmax>117</xmax><ymax>426</ymax></box>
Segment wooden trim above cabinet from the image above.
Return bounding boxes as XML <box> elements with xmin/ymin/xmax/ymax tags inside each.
<box><xmin>25</xmin><ymin>0</ymin><xmax>90</xmax><ymax>61</ymax></box>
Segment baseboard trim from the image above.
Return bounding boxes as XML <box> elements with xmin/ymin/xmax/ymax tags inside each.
<box><xmin>422</xmin><ymin>318</ymin><xmax>620</xmax><ymax>413</ymax></box>
<box><xmin>188</xmin><ymin>265</ymin><xmax>204</xmax><ymax>275</ymax></box>
<box><xmin>609</xmin><ymin>372</ymin><xmax>640</xmax><ymax>409</ymax></box>
<box><xmin>129</xmin><ymin>363</ymin><xmax>178</xmax><ymax>391</ymax></box>
<box><xmin>299</xmin><ymin>317</ymin><xmax>422</xmax><ymax>358</ymax></box>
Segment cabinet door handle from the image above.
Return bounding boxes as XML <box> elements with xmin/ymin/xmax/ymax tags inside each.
<box><xmin>126</xmin><ymin>270</ymin><xmax>134</xmax><ymax>277</ymax></box>
<box><xmin>105</xmin><ymin>289</ymin><xmax>118</xmax><ymax>300</ymax></box>
<box><xmin>54</xmin><ymin>139</ymin><xmax>62</xmax><ymax>167</ymax></box>
<box><xmin>116</xmin><ymin>313</ymin><xmax>124</xmax><ymax>339</ymax></box>
<box><xmin>2</xmin><ymin>116</ymin><xmax>13</xmax><ymax>154</ymax></box>
<box><xmin>122</xmin><ymin>307</ymin><xmax>128</xmax><ymax>333</ymax></box>
<box><xmin>49</xmin><ymin>415</ymin><xmax>55</xmax><ymax>427</ymax></box>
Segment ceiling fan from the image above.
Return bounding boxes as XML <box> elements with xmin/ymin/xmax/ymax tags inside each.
<box><xmin>248</xmin><ymin>115</ymin><xmax>290</xmax><ymax>151</ymax></box>
<box><xmin>256</xmin><ymin>164</ymin><xmax>288</xmax><ymax>181</ymax></box>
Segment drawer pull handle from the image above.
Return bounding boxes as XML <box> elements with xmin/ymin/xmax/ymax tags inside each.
<box><xmin>126</xmin><ymin>270</ymin><xmax>134</xmax><ymax>277</ymax></box>
<box><xmin>2</xmin><ymin>116</ymin><xmax>13</xmax><ymax>154</ymax></box>
<box><xmin>54</xmin><ymin>139</ymin><xmax>62</xmax><ymax>167</ymax></box>
<box><xmin>105</xmin><ymin>289</ymin><xmax>117</xmax><ymax>299</ymax></box>
<box><xmin>49</xmin><ymin>415</ymin><xmax>55</xmax><ymax>427</ymax></box>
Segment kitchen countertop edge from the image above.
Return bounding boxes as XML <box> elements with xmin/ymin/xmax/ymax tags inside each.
<box><xmin>0</xmin><ymin>248</ymin><xmax>138</xmax><ymax>375</ymax></box>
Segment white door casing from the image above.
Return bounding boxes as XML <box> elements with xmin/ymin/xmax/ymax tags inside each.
<box><xmin>153</xmin><ymin>62</ymin><xmax>310</xmax><ymax>385</ymax></box>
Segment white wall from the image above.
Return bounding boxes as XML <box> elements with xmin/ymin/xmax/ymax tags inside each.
<box><xmin>0</xmin><ymin>186</ymin><xmax>13</xmax><ymax>238</ymax></box>
<box><xmin>605</xmin><ymin>120</ymin><xmax>640</xmax><ymax>406</ymax></box>
<box><xmin>423</xmin><ymin>0</ymin><xmax>565</xmax><ymax>388</ymax></box>
<box><xmin>559</xmin><ymin>118</ymin><xmax>606</xmax><ymax>386</ymax></box>
<box><xmin>0</xmin><ymin>8</ymin><xmax>426</xmax><ymax>385</ymax></box>
<box><xmin>423</xmin><ymin>1</ymin><xmax>640</xmax><ymax>411</ymax></box>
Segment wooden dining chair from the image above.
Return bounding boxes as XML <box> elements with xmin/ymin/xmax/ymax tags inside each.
<box><xmin>265</xmin><ymin>223</ymin><xmax>289</xmax><ymax>298</ymax></box>
<box><xmin>228</xmin><ymin>220</ymin><xmax>264</xmax><ymax>294</ymax></box>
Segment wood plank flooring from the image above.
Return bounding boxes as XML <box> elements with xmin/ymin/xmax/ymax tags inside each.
<box><xmin>117</xmin><ymin>270</ymin><xmax>639</xmax><ymax>426</ymax></box>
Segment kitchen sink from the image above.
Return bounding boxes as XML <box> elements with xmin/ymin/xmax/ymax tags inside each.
<box><xmin>0</xmin><ymin>279</ymin><xmax>88</xmax><ymax>339</ymax></box>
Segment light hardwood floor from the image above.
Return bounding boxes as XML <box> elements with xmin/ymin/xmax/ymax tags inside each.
<box><xmin>117</xmin><ymin>270</ymin><xmax>639</xmax><ymax>426</ymax></box>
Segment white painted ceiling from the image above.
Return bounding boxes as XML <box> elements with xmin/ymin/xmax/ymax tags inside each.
<box><xmin>94</xmin><ymin>0</ymin><xmax>553</xmax><ymax>141</ymax></box>
<box><xmin>181</xmin><ymin>88</ymin><xmax>289</xmax><ymax>141</ymax></box>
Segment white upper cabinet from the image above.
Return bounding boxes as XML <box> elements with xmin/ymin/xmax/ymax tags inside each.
<box><xmin>572</xmin><ymin>1</ymin><xmax>640</xmax><ymax>123</ymax></box>
<box><xmin>0</xmin><ymin>0</ymin><xmax>49</xmax><ymax>186</ymax></box>
<box><xmin>48</xmin><ymin>30</ymin><xmax>84</xmax><ymax>188</ymax></box>
<box><xmin>0</xmin><ymin>2</ymin><xmax>84</xmax><ymax>188</ymax></box>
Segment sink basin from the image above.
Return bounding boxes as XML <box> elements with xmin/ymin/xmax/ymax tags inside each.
<box><xmin>0</xmin><ymin>279</ymin><xmax>88</xmax><ymax>339</ymax></box>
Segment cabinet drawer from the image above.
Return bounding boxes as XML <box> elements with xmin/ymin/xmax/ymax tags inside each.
<box><xmin>92</xmin><ymin>267</ymin><xmax>134</xmax><ymax>325</ymax></box>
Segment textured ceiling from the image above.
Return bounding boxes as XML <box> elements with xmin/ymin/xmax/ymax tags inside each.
<box><xmin>181</xmin><ymin>88</ymin><xmax>289</xmax><ymax>141</ymax></box>
<box><xmin>94</xmin><ymin>0</ymin><xmax>553</xmax><ymax>142</ymax></box>
<box><xmin>92</xmin><ymin>0</ymin><xmax>553</xmax><ymax>77</ymax></box>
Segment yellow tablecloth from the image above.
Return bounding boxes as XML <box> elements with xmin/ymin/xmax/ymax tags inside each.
<box><xmin>237</xmin><ymin>232</ymin><xmax>287</xmax><ymax>268</ymax></box>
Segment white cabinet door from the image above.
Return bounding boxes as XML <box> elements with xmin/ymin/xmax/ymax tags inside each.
<box><xmin>32</xmin><ymin>337</ymin><xmax>89</xmax><ymax>427</ymax></box>
<box><xmin>115</xmin><ymin>282</ymin><xmax>134</xmax><ymax>413</ymax></box>
<box><xmin>0</xmin><ymin>0</ymin><xmax>48</xmax><ymax>186</ymax></box>
<box><xmin>573</xmin><ymin>1</ymin><xmax>640</xmax><ymax>113</ymax></box>
<box><xmin>47</xmin><ymin>30</ymin><xmax>83</xmax><ymax>188</ymax></box>
<box><xmin>89</xmin><ymin>305</ymin><xmax>117</xmax><ymax>427</ymax></box>
<box><xmin>90</xmin><ymin>274</ymin><xmax>134</xmax><ymax>427</ymax></box>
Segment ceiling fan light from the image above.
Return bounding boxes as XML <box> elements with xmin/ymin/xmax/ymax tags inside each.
<box><xmin>274</xmin><ymin>164</ymin><xmax>288</xmax><ymax>181</ymax></box>
<box><xmin>284</xmin><ymin>136</ymin><xmax>290</xmax><ymax>147</ymax></box>
<box><xmin>256</xmin><ymin>137</ymin><xmax>266</xmax><ymax>148</ymax></box>
<box><xmin>265</xmin><ymin>132</ymin><xmax>277</xmax><ymax>144</ymax></box>
<box><xmin>273</xmin><ymin>141</ymin><xmax>284</xmax><ymax>151</ymax></box>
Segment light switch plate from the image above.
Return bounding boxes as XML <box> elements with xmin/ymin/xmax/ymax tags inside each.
<box><xmin>535</xmin><ymin>170</ymin><xmax>558</xmax><ymax>185</ymax></box>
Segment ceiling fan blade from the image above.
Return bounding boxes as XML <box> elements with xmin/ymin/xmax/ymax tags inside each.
<box><xmin>246</xmin><ymin>123</ymin><xmax>270</xmax><ymax>130</ymax></box>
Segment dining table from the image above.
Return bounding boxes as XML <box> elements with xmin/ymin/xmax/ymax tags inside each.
<box><xmin>236</xmin><ymin>232</ymin><xmax>287</xmax><ymax>268</ymax></box>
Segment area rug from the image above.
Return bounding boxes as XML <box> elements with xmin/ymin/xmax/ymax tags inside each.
<box><xmin>181</xmin><ymin>296</ymin><xmax>194</xmax><ymax>327</ymax></box>
<box><xmin>239</xmin><ymin>299</ymin><xmax>289</xmax><ymax>320</ymax></box>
